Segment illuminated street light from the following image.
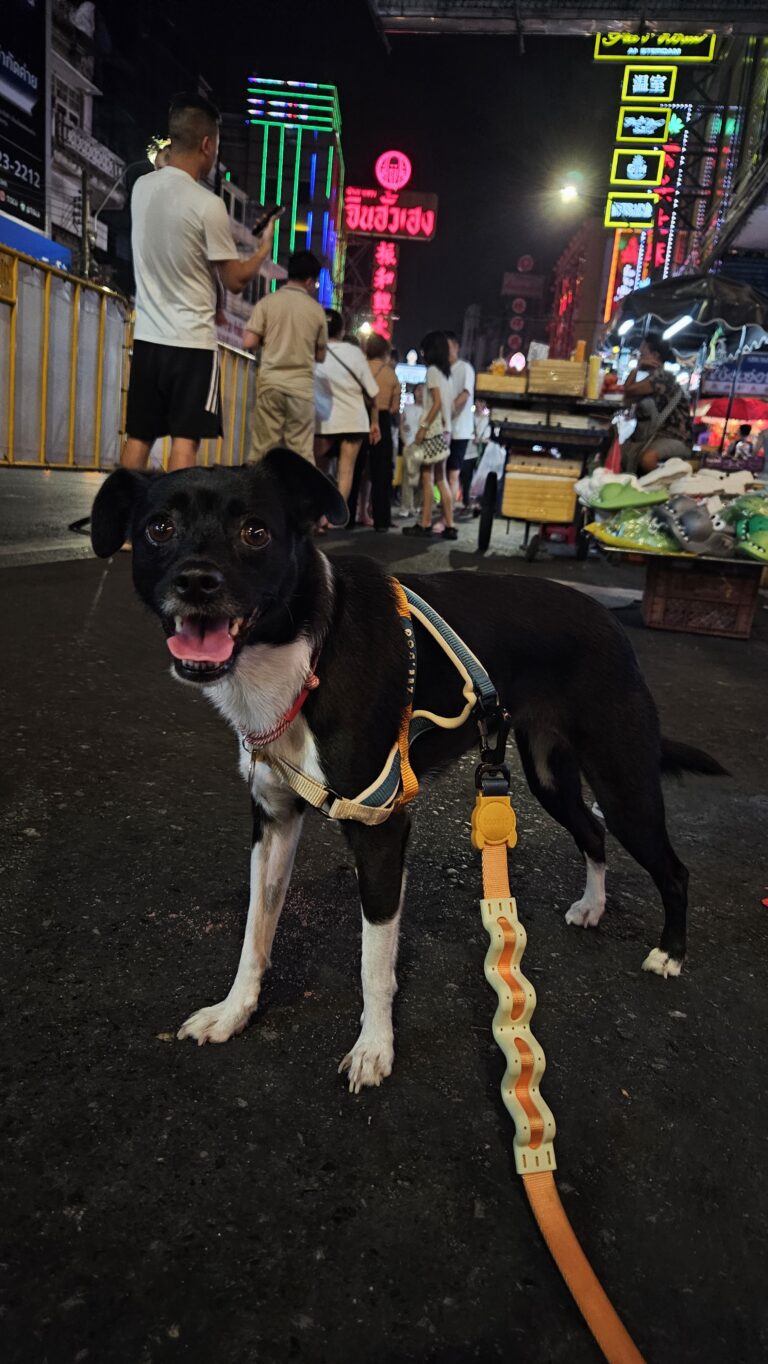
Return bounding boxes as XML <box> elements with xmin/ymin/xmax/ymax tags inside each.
<box><xmin>359</xmin><ymin>321</ymin><xmax>373</xmax><ymax>336</ymax></box>
<box><xmin>560</xmin><ymin>183</ymin><xmax>580</xmax><ymax>203</ymax></box>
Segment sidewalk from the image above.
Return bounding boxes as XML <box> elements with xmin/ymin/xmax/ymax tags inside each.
<box><xmin>1</xmin><ymin>480</ymin><xmax>767</xmax><ymax>1363</ymax></box>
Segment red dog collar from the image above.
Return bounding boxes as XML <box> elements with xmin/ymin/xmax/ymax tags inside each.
<box><xmin>240</xmin><ymin>656</ymin><xmax>320</xmax><ymax>751</ymax></box>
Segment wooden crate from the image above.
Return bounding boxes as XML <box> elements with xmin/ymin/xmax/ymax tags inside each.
<box><xmin>502</xmin><ymin>470</ymin><xmax>578</xmax><ymax>524</ymax></box>
<box><xmin>476</xmin><ymin>372</ymin><xmax>528</xmax><ymax>395</ymax></box>
<box><xmin>641</xmin><ymin>557</ymin><xmax>761</xmax><ymax>639</ymax></box>
<box><xmin>528</xmin><ymin>359</ymin><xmax>587</xmax><ymax>397</ymax></box>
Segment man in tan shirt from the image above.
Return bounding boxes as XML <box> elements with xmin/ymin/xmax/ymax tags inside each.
<box><xmin>243</xmin><ymin>251</ymin><xmax>328</xmax><ymax>461</ymax></box>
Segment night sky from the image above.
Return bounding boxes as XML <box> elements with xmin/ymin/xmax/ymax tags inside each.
<box><xmin>207</xmin><ymin>2</ymin><xmax>621</xmax><ymax>348</ymax></box>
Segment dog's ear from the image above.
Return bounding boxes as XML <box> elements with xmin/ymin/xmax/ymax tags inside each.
<box><xmin>261</xmin><ymin>448</ymin><xmax>349</xmax><ymax>529</ymax></box>
<box><xmin>91</xmin><ymin>469</ymin><xmax>155</xmax><ymax>557</ymax></box>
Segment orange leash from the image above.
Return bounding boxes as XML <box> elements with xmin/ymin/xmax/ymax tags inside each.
<box><xmin>474</xmin><ymin>795</ymin><xmax>646</xmax><ymax>1364</ymax></box>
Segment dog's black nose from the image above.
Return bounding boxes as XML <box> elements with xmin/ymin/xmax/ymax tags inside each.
<box><xmin>174</xmin><ymin>566</ymin><xmax>225</xmax><ymax>599</ymax></box>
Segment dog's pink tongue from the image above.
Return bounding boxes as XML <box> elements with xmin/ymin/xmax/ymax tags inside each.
<box><xmin>167</xmin><ymin>619</ymin><xmax>234</xmax><ymax>663</ymax></box>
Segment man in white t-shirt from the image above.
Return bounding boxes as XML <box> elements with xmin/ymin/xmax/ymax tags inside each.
<box><xmin>122</xmin><ymin>94</ymin><xmax>275</xmax><ymax>472</ymax></box>
<box><xmin>445</xmin><ymin>331</ymin><xmax>476</xmax><ymax>503</ymax></box>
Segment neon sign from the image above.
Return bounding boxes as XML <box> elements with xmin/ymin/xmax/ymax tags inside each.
<box><xmin>344</xmin><ymin>187</ymin><xmax>438</xmax><ymax>241</ymax></box>
<box><xmin>616</xmin><ymin>107</ymin><xmax>672</xmax><ymax>144</ymax></box>
<box><xmin>375</xmin><ymin>150</ymin><xmax>412</xmax><ymax>191</ymax></box>
<box><xmin>371</xmin><ymin>241</ymin><xmax>399</xmax><ymax>340</ymax></box>
<box><xmin>610</xmin><ymin>148</ymin><xmax>666</xmax><ymax>186</ymax></box>
<box><xmin>594</xmin><ymin>33</ymin><xmax>716</xmax><ymax>63</ymax></box>
<box><xmin>621</xmin><ymin>65</ymin><xmax>677</xmax><ymax>102</ymax></box>
<box><xmin>604</xmin><ymin>192</ymin><xmax>659</xmax><ymax>229</ymax></box>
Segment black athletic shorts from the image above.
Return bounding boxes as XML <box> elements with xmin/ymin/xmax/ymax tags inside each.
<box><xmin>447</xmin><ymin>437</ymin><xmax>470</xmax><ymax>472</ymax></box>
<box><xmin>126</xmin><ymin>340</ymin><xmax>223</xmax><ymax>442</ymax></box>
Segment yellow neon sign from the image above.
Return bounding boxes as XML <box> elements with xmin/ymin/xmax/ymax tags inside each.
<box><xmin>604</xmin><ymin>192</ymin><xmax>659</xmax><ymax>231</ymax></box>
<box><xmin>621</xmin><ymin>65</ymin><xmax>678</xmax><ymax>102</ymax></box>
<box><xmin>610</xmin><ymin>149</ymin><xmax>665</xmax><ymax>187</ymax></box>
<box><xmin>615</xmin><ymin>106</ymin><xmax>672</xmax><ymax>144</ymax></box>
<box><xmin>594</xmin><ymin>33</ymin><xmax>716</xmax><ymax>62</ymax></box>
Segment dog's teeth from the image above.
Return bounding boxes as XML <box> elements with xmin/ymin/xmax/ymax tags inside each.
<box><xmin>175</xmin><ymin>615</ymin><xmax>183</xmax><ymax>632</ymax></box>
<box><xmin>230</xmin><ymin>619</ymin><xmax>240</xmax><ymax>638</ymax></box>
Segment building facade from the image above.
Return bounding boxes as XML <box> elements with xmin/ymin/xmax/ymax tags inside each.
<box><xmin>223</xmin><ymin>77</ymin><xmax>346</xmax><ymax>309</ymax></box>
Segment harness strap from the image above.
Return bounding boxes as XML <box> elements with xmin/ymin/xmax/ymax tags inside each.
<box><xmin>244</xmin><ymin>578</ymin><xmax>501</xmax><ymax>823</ymax></box>
<box><xmin>474</xmin><ymin>794</ymin><xmax>646</xmax><ymax>1364</ymax></box>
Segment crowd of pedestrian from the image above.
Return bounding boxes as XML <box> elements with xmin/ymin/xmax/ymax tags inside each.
<box><xmin>120</xmin><ymin>90</ymin><xmax>484</xmax><ymax>541</ymax></box>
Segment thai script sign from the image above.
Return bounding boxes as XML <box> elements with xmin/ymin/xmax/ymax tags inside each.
<box><xmin>0</xmin><ymin>0</ymin><xmax>46</xmax><ymax>230</ymax></box>
<box><xmin>344</xmin><ymin>187</ymin><xmax>438</xmax><ymax>242</ymax></box>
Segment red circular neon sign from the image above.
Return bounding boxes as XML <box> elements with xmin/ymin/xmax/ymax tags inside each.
<box><xmin>375</xmin><ymin>150</ymin><xmax>412</xmax><ymax>191</ymax></box>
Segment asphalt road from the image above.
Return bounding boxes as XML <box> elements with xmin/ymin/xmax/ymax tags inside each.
<box><xmin>2</xmin><ymin>475</ymin><xmax>767</xmax><ymax>1363</ymax></box>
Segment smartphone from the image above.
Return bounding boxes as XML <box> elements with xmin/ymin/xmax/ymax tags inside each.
<box><xmin>252</xmin><ymin>205</ymin><xmax>285</xmax><ymax>236</ymax></box>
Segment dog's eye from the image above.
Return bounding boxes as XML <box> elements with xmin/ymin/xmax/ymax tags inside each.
<box><xmin>146</xmin><ymin>517</ymin><xmax>175</xmax><ymax>545</ymax></box>
<box><xmin>240</xmin><ymin>522</ymin><xmax>270</xmax><ymax>549</ymax></box>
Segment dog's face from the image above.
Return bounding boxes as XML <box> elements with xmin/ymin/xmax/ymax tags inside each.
<box><xmin>91</xmin><ymin>451</ymin><xmax>347</xmax><ymax>685</ymax></box>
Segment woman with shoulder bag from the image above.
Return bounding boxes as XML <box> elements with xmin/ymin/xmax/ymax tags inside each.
<box><xmin>402</xmin><ymin>331</ymin><xmax>457</xmax><ymax>540</ymax></box>
<box><xmin>317</xmin><ymin>311</ymin><xmax>380</xmax><ymax>521</ymax></box>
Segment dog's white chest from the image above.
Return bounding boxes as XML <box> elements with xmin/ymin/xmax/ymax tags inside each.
<box><xmin>207</xmin><ymin>637</ymin><xmax>327</xmax><ymax>817</ymax></box>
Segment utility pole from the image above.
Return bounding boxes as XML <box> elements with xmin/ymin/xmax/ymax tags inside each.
<box><xmin>81</xmin><ymin>167</ymin><xmax>91</xmax><ymax>278</ymax></box>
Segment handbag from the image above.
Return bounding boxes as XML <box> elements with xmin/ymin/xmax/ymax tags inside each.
<box><xmin>326</xmin><ymin>346</ymin><xmax>376</xmax><ymax>420</ymax></box>
<box><xmin>407</xmin><ymin>411</ymin><xmax>449</xmax><ymax>466</ymax></box>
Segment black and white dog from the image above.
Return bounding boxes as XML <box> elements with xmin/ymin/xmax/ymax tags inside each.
<box><xmin>91</xmin><ymin>452</ymin><xmax>724</xmax><ymax>1091</ymax></box>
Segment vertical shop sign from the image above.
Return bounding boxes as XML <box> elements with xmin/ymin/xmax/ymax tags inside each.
<box><xmin>371</xmin><ymin>240</ymin><xmax>398</xmax><ymax>339</ymax></box>
<box><xmin>0</xmin><ymin>0</ymin><xmax>47</xmax><ymax>230</ymax></box>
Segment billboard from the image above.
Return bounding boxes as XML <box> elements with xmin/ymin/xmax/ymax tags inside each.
<box><xmin>702</xmin><ymin>357</ymin><xmax>768</xmax><ymax>399</ymax></box>
<box><xmin>0</xmin><ymin>0</ymin><xmax>47</xmax><ymax>231</ymax></box>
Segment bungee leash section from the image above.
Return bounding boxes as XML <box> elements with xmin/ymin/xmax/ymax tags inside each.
<box><xmin>472</xmin><ymin>759</ymin><xmax>646</xmax><ymax>1364</ymax></box>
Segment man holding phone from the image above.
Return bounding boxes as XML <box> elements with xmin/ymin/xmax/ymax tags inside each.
<box><xmin>242</xmin><ymin>251</ymin><xmax>328</xmax><ymax>462</ymax></box>
<box><xmin>121</xmin><ymin>92</ymin><xmax>275</xmax><ymax>472</ymax></box>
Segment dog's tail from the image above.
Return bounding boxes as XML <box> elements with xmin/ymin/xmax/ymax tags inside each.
<box><xmin>660</xmin><ymin>737</ymin><xmax>729</xmax><ymax>778</ymax></box>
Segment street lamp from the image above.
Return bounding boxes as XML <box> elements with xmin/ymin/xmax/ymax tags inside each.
<box><xmin>559</xmin><ymin>183</ymin><xmax>580</xmax><ymax>204</ymax></box>
<box><xmin>359</xmin><ymin>321</ymin><xmax>373</xmax><ymax>337</ymax></box>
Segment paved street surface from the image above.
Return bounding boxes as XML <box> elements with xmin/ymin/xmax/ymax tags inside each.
<box><xmin>2</xmin><ymin>471</ymin><xmax>768</xmax><ymax>1363</ymax></box>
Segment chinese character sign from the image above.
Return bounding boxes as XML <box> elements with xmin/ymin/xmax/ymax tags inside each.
<box><xmin>621</xmin><ymin>65</ymin><xmax>677</xmax><ymax>102</ymax></box>
<box><xmin>344</xmin><ymin>188</ymin><xmax>438</xmax><ymax>242</ymax></box>
<box><xmin>370</xmin><ymin>240</ymin><xmax>399</xmax><ymax>341</ymax></box>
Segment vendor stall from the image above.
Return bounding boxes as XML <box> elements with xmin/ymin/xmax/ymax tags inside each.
<box><xmin>475</xmin><ymin>362</ymin><xmax>618</xmax><ymax>557</ymax></box>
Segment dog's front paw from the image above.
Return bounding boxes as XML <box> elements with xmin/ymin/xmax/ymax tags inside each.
<box><xmin>565</xmin><ymin>897</ymin><xmax>604</xmax><ymax>928</ymax></box>
<box><xmin>338</xmin><ymin>1031</ymin><xmax>394</xmax><ymax>1094</ymax></box>
<box><xmin>177</xmin><ymin>998</ymin><xmax>254</xmax><ymax>1046</ymax></box>
<box><xmin>641</xmin><ymin>948</ymin><xmax>682</xmax><ymax>978</ymax></box>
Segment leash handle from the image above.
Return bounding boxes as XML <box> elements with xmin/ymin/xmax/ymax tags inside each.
<box><xmin>474</xmin><ymin>792</ymin><xmax>647</xmax><ymax>1364</ymax></box>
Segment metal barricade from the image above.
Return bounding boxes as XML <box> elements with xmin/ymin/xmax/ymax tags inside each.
<box><xmin>0</xmin><ymin>246</ymin><xmax>257</xmax><ymax>471</ymax></box>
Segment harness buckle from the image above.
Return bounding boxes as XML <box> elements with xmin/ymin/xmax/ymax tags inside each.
<box><xmin>475</xmin><ymin>761</ymin><xmax>511</xmax><ymax>796</ymax></box>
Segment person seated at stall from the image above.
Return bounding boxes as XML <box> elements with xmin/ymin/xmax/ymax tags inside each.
<box><xmin>620</xmin><ymin>335</ymin><xmax>693</xmax><ymax>474</ymax></box>
<box><xmin>726</xmin><ymin>423</ymin><xmax>754</xmax><ymax>461</ymax></box>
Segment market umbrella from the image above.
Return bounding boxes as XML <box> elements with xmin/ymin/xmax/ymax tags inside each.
<box><xmin>607</xmin><ymin>273</ymin><xmax>768</xmax><ymax>353</ymax></box>
<box><xmin>697</xmin><ymin>396</ymin><xmax>768</xmax><ymax>421</ymax></box>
